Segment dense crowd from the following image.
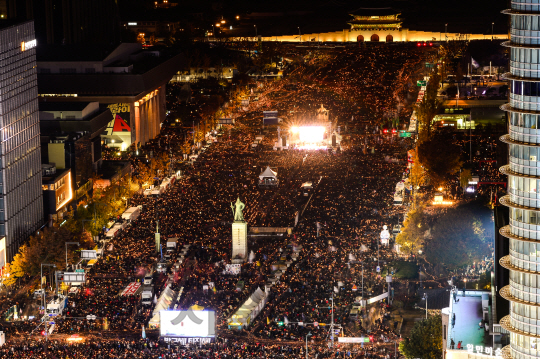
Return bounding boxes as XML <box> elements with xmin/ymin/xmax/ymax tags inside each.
<box><xmin>0</xmin><ymin>44</ymin><xmax>428</xmax><ymax>357</ymax></box>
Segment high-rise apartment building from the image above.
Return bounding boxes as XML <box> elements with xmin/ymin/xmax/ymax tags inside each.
<box><xmin>0</xmin><ymin>20</ymin><xmax>44</xmax><ymax>262</ymax></box>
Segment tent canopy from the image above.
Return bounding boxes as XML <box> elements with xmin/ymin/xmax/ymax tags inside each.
<box><xmin>259</xmin><ymin>166</ymin><xmax>277</xmax><ymax>180</ymax></box>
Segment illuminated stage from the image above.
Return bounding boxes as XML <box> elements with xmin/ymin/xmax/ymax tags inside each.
<box><xmin>291</xmin><ymin>126</ymin><xmax>328</xmax><ymax>150</ymax></box>
<box><xmin>274</xmin><ymin>105</ymin><xmax>341</xmax><ymax>150</ymax></box>
<box><xmin>278</xmin><ymin>125</ymin><xmax>341</xmax><ymax>150</ymax></box>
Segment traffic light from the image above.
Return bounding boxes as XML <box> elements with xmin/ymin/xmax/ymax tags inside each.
<box><xmin>391</xmin><ymin>128</ymin><xmax>397</xmax><ymax>134</ymax></box>
<box><xmin>369</xmin><ymin>335</ymin><xmax>374</xmax><ymax>342</ymax></box>
<box><xmin>383</xmin><ymin>129</ymin><xmax>388</xmax><ymax>134</ymax></box>
<box><xmin>277</xmin><ymin>321</ymin><xmax>284</xmax><ymax>326</ymax></box>
<box><xmin>41</xmin><ymin>330</ymin><xmax>46</xmax><ymax>336</ymax></box>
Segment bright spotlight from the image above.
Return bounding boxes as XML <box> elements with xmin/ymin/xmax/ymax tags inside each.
<box><xmin>291</xmin><ymin>126</ymin><xmax>300</xmax><ymax>134</ymax></box>
<box><xmin>299</xmin><ymin>126</ymin><xmax>325</xmax><ymax>142</ymax></box>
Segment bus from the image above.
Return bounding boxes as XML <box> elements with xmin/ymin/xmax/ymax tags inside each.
<box><xmin>394</xmin><ymin>181</ymin><xmax>405</xmax><ymax>206</ymax></box>
<box><xmin>46</xmin><ymin>296</ymin><xmax>67</xmax><ymax>317</ymax></box>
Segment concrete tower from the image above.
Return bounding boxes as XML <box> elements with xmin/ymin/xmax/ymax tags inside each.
<box><xmin>499</xmin><ymin>0</ymin><xmax>540</xmax><ymax>356</ymax></box>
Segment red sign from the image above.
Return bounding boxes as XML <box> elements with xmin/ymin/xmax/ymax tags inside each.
<box><xmin>121</xmin><ymin>282</ymin><xmax>141</xmax><ymax>296</ymax></box>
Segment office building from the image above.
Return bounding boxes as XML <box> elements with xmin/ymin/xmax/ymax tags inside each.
<box><xmin>37</xmin><ymin>43</ymin><xmax>184</xmax><ymax>148</ymax></box>
<box><xmin>498</xmin><ymin>0</ymin><xmax>540</xmax><ymax>357</ymax></box>
<box><xmin>0</xmin><ymin>20</ymin><xmax>44</xmax><ymax>262</ymax></box>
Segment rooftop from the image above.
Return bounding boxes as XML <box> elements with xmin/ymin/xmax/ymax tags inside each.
<box><xmin>42</xmin><ymin>168</ymin><xmax>70</xmax><ymax>184</ymax></box>
<box><xmin>446</xmin><ymin>290</ymin><xmax>491</xmax><ymax>348</ymax></box>
<box><xmin>39</xmin><ymin>102</ymin><xmax>93</xmax><ymax>112</ymax></box>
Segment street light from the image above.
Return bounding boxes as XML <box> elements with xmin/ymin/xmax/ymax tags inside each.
<box><xmin>254</xmin><ymin>24</ymin><xmax>257</xmax><ymax>38</ymax></box>
<box><xmin>298</xmin><ymin>27</ymin><xmax>301</xmax><ymax>42</ymax></box>
<box><xmin>492</xmin><ymin>22</ymin><xmax>494</xmax><ymax>40</ymax></box>
<box><xmin>65</xmin><ymin>242</ymin><xmax>80</xmax><ymax>271</ymax></box>
<box><xmin>40</xmin><ymin>263</ymin><xmax>56</xmax><ymax>342</ymax></box>
<box><xmin>423</xmin><ymin>293</ymin><xmax>428</xmax><ymax>320</ymax></box>
<box><xmin>305</xmin><ymin>331</ymin><xmax>312</xmax><ymax>359</ymax></box>
<box><xmin>445</xmin><ymin>23</ymin><xmax>448</xmax><ymax>41</ymax></box>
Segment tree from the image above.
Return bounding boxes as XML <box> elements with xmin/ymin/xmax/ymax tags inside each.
<box><xmin>409</xmin><ymin>150</ymin><xmax>427</xmax><ymax>194</ymax></box>
<box><xmin>460</xmin><ymin>168</ymin><xmax>472</xmax><ymax>191</ymax></box>
<box><xmin>417</xmin><ymin>134</ymin><xmax>462</xmax><ymax>185</ymax></box>
<box><xmin>396</xmin><ymin>203</ymin><xmax>427</xmax><ymax>255</ymax></box>
<box><xmin>399</xmin><ymin>315</ymin><xmax>442</xmax><ymax>359</ymax></box>
<box><xmin>417</xmin><ymin>70</ymin><xmax>442</xmax><ymax>142</ymax></box>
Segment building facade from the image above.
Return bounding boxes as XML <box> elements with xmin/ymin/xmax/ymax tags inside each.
<box><xmin>0</xmin><ymin>21</ymin><xmax>44</xmax><ymax>262</ymax></box>
<box><xmin>36</xmin><ymin>43</ymin><xmax>180</xmax><ymax>149</ymax></box>
<box><xmin>499</xmin><ymin>0</ymin><xmax>540</xmax><ymax>358</ymax></box>
<box><xmin>258</xmin><ymin>7</ymin><xmax>507</xmax><ymax>43</ymax></box>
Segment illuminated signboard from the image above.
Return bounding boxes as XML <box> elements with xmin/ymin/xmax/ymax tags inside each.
<box><xmin>21</xmin><ymin>39</ymin><xmax>37</xmax><ymax>51</ymax></box>
<box><xmin>103</xmin><ymin>103</ymin><xmax>131</xmax><ymax>149</ymax></box>
<box><xmin>128</xmin><ymin>22</ymin><xmax>137</xmax><ymax>26</ymax></box>
<box><xmin>160</xmin><ymin>310</ymin><xmax>215</xmax><ymax>339</ymax></box>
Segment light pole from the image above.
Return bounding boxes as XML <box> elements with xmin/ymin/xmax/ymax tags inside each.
<box><xmin>492</xmin><ymin>22</ymin><xmax>494</xmax><ymax>40</ymax></box>
<box><xmin>423</xmin><ymin>293</ymin><xmax>428</xmax><ymax>320</ymax></box>
<box><xmin>330</xmin><ymin>293</ymin><xmax>335</xmax><ymax>347</ymax></box>
<box><xmin>212</xmin><ymin>25</ymin><xmax>215</xmax><ymax>41</ymax></box>
<box><xmin>305</xmin><ymin>331</ymin><xmax>312</xmax><ymax>359</ymax></box>
<box><xmin>40</xmin><ymin>263</ymin><xmax>56</xmax><ymax>341</ymax></box>
<box><xmin>65</xmin><ymin>242</ymin><xmax>80</xmax><ymax>271</ymax></box>
<box><xmin>361</xmin><ymin>263</ymin><xmax>364</xmax><ymax>300</ymax></box>
<box><xmin>298</xmin><ymin>27</ymin><xmax>301</xmax><ymax>42</ymax></box>
<box><xmin>445</xmin><ymin>23</ymin><xmax>448</xmax><ymax>41</ymax></box>
<box><xmin>254</xmin><ymin>24</ymin><xmax>257</xmax><ymax>39</ymax></box>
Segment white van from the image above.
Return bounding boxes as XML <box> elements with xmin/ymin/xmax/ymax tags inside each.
<box><xmin>143</xmin><ymin>270</ymin><xmax>154</xmax><ymax>285</ymax></box>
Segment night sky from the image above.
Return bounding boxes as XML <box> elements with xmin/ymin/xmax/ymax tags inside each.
<box><xmin>120</xmin><ymin>0</ymin><xmax>509</xmax><ymax>36</ymax></box>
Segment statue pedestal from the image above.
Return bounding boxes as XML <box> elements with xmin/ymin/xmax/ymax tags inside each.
<box><xmin>232</xmin><ymin>221</ymin><xmax>248</xmax><ymax>262</ymax></box>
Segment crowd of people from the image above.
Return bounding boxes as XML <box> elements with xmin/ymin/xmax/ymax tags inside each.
<box><xmin>0</xmin><ymin>44</ymin><xmax>431</xmax><ymax>357</ymax></box>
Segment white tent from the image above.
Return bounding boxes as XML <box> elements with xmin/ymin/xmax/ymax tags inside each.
<box><xmin>259</xmin><ymin>167</ymin><xmax>278</xmax><ymax>187</ymax></box>
<box><xmin>228</xmin><ymin>287</ymin><xmax>269</xmax><ymax>328</ymax></box>
<box><xmin>121</xmin><ymin>207</ymin><xmax>141</xmax><ymax>221</ymax></box>
<box><xmin>149</xmin><ymin>284</ymin><xmax>176</xmax><ymax>326</ymax></box>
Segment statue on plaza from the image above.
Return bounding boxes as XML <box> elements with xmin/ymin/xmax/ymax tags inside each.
<box><xmin>231</xmin><ymin>197</ymin><xmax>245</xmax><ymax>222</ymax></box>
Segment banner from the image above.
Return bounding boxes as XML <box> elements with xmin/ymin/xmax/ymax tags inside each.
<box><xmin>223</xmin><ymin>264</ymin><xmax>241</xmax><ymax>275</ymax></box>
<box><xmin>121</xmin><ymin>282</ymin><xmax>141</xmax><ymax>296</ymax></box>
<box><xmin>102</xmin><ymin>103</ymin><xmax>132</xmax><ymax>149</ymax></box>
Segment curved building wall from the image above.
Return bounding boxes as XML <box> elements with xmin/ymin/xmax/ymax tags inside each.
<box><xmin>500</xmin><ymin>1</ymin><xmax>540</xmax><ymax>358</ymax></box>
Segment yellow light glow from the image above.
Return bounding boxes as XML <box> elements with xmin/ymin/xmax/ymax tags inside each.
<box><xmin>236</xmin><ymin>15</ymin><xmax>239</xmax><ymax>20</ymax></box>
<box><xmin>291</xmin><ymin>126</ymin><xmax>299</xmax><ymax>134</ymax></box>
<box><xmin>56</xmin><ymin>172</ymin><xmax>73</xmax><ymax>211</ymax></box>
<box><xmin>221</xmin><ymin>20</ymin><xmax>225</xmax><ymax>24</ymax></box>
<box><xmin>66</xmin><ymin>336</ymin><xmax>84</xmax><ymax>342</ymax></box>
<box><xmin>298</xmin><ymin>126</ymin><xmax>325</xmax><ymax>142</ymax></box>
<box><xmin>216</xmin><ymin>24</ymin><xmax>220</xmax><ymax>27</ymax></box>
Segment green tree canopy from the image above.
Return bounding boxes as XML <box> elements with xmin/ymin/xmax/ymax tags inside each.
<box><xmin>399</xmin><ymin>314</ymin><xmax>443</xmax><ymax>359</ymax></box>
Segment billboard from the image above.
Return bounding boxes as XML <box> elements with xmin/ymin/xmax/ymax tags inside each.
<box><xmin>160</xmin><ymin>310</ymin><xmax>215</xmax><ymax>339</ymax></box>
<box><xmin>103</xmin><ymin>103</ymin><xmax>131</xmax><ymax>150</ymax></box>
